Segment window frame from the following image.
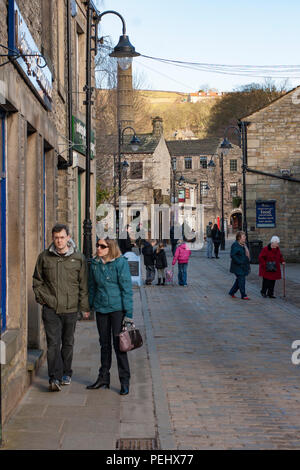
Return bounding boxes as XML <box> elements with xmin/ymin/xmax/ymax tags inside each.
<box><xmin>184</xmin><ymin>157</ymin><xmax>192</xmax><ymax>170</ymax></box>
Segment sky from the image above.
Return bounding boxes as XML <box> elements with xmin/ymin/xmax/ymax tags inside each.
<box><xmin>95</xmin><ymin>0</ymin><xmax>300</xmax><ymax>93</ymax></box>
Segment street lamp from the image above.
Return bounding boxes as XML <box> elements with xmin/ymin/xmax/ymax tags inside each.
<box><xmin>117</xmin><ymin>125</ymin><xmax>140</xmax><ymax>239</ymax></box>
<box><xmin>118</xmin><ymin>125</ymin><xmax>140</xmax><ymax>198</ymax></box>
<box><xmin>83</xmin><ymin>4</ymin><xmax>139</xmax><ymax>261</ymax></box>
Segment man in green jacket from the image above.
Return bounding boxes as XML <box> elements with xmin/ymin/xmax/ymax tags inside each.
<box><xmin>33</xmin><ymin>224</ymin><xmax>89</xmax><ymax>391</ymax></box>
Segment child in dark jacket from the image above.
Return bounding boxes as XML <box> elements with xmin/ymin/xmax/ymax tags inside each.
<box><xmin>142</xmin><ymin>239</ymin><xmax>156</xmax><ymax>285</ymax></box>
<box><xmin>154</xmin><ymin>242</ymin><xmax>168</xmax><ymax>285</ymax></box>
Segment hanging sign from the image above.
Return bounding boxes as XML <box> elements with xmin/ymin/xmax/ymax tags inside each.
<box><xmin>8</xmin><ymin>0</ymin><xmax>53</xmax><ymax>110</ymax></box>
<box><xmin>72</xmin><ymin>116</ymin><xmax>95</xmax><ymax>159</ymax></box>
<box><xmin>178</xmin><ymin>189</ymin><xmax>185</xmax><ymax>202</ymax></box>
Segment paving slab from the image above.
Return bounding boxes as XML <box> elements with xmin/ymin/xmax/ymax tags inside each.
<box><xmin>2</xmin><ymin>289</ymin><xmax>157</xmax><ymax>450</ymax></box>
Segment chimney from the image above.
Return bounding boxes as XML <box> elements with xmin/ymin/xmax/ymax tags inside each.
<box><xmin>152</xmin><ymin>116</ymin><xmax>163</xmax><ymax>137</ymax></box>
<box><xmin>117</xmin><ymin>64</ymin><xmax>134</xmax><ymax>130</ymax></box>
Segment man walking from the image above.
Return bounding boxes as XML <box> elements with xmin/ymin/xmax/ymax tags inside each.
<box><xmin>206</xmin><ymin>222</ymin><xmax>213</xmax><ymax>259</ymax></box>
<box><xmin>33</xmin><ymin>224</ymin><xmax>89</xmax><ymax>391</ymax></box>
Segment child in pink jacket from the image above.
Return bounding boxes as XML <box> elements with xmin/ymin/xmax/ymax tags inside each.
<box><xmin>172</xmin><ymin>242</ymin><xmax>191</xmax><ymax>286</ymax></box>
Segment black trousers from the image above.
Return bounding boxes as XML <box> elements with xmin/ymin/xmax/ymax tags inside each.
<box><xmin>96</xmin><ymin>311</ymin><xmax>130</xmax><ymax>386</ymax></box>
<box><xmin>42</xmin><ymin>306</ymin><xmax>77</xmax><ymax>383</ymax></box>
<box><xmin>213</xmin><ymin>242</ymin><xmax>221</xmax><ymax>258</ymax></box>
<box><xmin>261</xmin><ymin>278</ymin><xmax>276</xmax><ymax>296</ymax></box>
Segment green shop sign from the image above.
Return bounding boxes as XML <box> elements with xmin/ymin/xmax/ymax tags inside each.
<box><xmin>72</xmin><ymin>116</ymin><xmax>95</xmax><ymax>159</ymax></box>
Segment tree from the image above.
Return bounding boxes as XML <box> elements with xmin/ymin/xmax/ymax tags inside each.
<box><xmin>206</xmin><ymin>79</ymin><xmax>290</xmax><ymax>138</ymax></box>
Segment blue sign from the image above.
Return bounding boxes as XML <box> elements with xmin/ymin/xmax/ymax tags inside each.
<box><xmin>8</xmin><ymin>0</ymin><xmax>53</xmax><ymax>110</ymax></box>
<box><xmin>256</xmin><ymin>201</ymin><xmax>276</xmax><ymax>228</ymax></box>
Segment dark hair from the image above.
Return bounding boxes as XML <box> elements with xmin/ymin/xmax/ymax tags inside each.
<box><xmin>213</xmin><ymin>224</ymin><xmax>218</xmax><ymax>231</ymax></box>
<box><xmin>52</xmin><ymin>223</ymin><xmax>69</xmax><ymax>235</ymax></box>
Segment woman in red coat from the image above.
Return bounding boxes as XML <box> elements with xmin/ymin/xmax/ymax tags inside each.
<box><xmin>259</xmin><ymin>236</ymin><xmax>285</xmax><ymax>298</ymax></box>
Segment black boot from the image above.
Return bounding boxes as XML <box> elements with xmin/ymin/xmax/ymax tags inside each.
<box><xmin>86</xmin><ymin>376</ymin><xmax>110</xmax><ymax>390</ymax></box>
<box><xmin>162</xmin><ymin>278</ymin><xmax>165</xmax><ymax>285</ymax></box>
<box><xmin>156</xmin><ymin>278</ymin><xmax>161</xmax><ymax>285</ymax></box>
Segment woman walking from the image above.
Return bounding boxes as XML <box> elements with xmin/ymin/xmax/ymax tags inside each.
<box><xmin>172</xmin><ymin>240</ymin><xmax>191</xmax><ymax>286</ymax></box>
<box><xmin>259</xmin><ymin>236</ymin><xmax>285</xmax><ymax>298</ymax></box>
<box><xmin>87</xmin><ymin>238</ymin><xmax>133</xmax><ymax>395</ymax></box>
<box><xmin>154</xmin><ymin>242</ymin><xmax>168</xmax><ymax>285</ymax></box>
<box><xmin>229</xmin><ymin>231</ymin><xmax>251</xmax><ymax>300</ymax></box>
<box><xmin>211</xmin><ymin>223</ymin><xmax>222</xmax><ymax>259</ymax></box>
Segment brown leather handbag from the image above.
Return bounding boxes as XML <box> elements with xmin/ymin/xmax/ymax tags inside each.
<box><xmin>119</xmin><ymin>322</ymin><xmax>143</xmax><ymax>352</ymax></box>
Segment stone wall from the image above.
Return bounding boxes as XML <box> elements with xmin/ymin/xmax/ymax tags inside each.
<box><xmin>174</xmin><ymin>144</ymin><xmax>242</xmax><ymax>233</ymax></box>
<box><xmin>243</xmin><ymin>88</ymin><xmax>300</xmax><ymax>261</ymax></box>
<box><xmin>0</xmin><ymin>0</ymin><xmax>97</xmax><ymax>424</ymax></box>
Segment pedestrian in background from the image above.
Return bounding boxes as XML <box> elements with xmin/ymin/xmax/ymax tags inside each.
<box><xmin>119</xmin><ymin>224</ymin><xmax>134</xmax><ymax>255</ymax></box>
<box><xmin>142</xmin><ymin>239</ymin><xmax>156</xmax><ymax>285</ymax></box>
<box><xmin>211</xmin><ymin>223</ymin><xmax>222</xmax><ymax>259</ymax></box>
<box><xmin>154</xmin><ymin>242</ymin><xmax>168</xmax><ymax>285</ymax></box>
<box><xmin>229</xmin><ymin>231</ymin><xmax>251</xmax><ymax>300</ymax></box>
<box><xmin>172</xmin><ymin>240</ymin><xmax>191</xmax><ymax>286</ymax></box>
<box><xmin>170</xmin><ymin>224</ymin><xmax>179</xmax><ymax>256</ymax></box>
<box><xmin>206</xmin><ymin>222</ymin><xmax>213</xmax><ymax>259</ymax></box>
<box><xmin>87</xmin><ymin>238</ymin><xmax>133</xmax><ymax>395</ymax></box>
<box><xmin>259</xmin><ymin>236</ymin><xmax>285</xmax><ymax>298</ymax></box>
<box><xmin>33</xmin><ymin>224</ymin><xmax>89</xmax><ymax>391</ymax></box>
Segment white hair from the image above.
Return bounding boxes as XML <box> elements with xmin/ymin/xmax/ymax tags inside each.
<box><xmin>270</xmin><ymin>236</ymin><xmax>280</xmax><ymax>244</ymax></box>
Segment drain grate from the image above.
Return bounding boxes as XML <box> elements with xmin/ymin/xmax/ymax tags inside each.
<box><xmin>116</xmin><ymin>438</ymin><xmax>159</xmax><ymax>450</ymax></box>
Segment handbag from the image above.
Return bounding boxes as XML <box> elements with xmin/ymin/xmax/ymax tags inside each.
<box><xmin>119</xmin><ymin>322</ymin><xmax>143</xmax><ymax>352</ymax></box>
<box><xmin>266</xmin><ymin>261</ymin><xmax>277</xmax><ymax>272</ymax></box>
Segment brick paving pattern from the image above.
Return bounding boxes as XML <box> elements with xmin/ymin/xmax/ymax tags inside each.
<box><xmin>144</xmin><ymin>247</ymin><xmax>300</xmax><ymax>449</ymax></box>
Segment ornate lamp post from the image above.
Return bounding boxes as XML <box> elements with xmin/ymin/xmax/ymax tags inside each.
<box><xmin>117</xmin><ymin>125</ymin><xmax>140</xmax><ymax>239</ymax></box>
<box><xmin>83</xmin><ymin>4</ymin><xmax>139</xmax><ymax>260</ymax></box>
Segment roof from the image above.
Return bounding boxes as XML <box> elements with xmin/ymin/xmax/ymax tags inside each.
<box><xmin>166</xmin><ymin>137</ymin><xmax>221</xmax><ymax>156</ymax></box>
<box><xmin>240</xmin><ymin>85</ymin><xmax>300</xmax><ymax>120</ymax></box>
<box><xmin>96</xmin><ymin>133</ymin><xmax>161</xmax><ymax>155</ymax></box>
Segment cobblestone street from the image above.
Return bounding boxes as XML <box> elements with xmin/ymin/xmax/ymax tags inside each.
<box><xmin>144</xmin><ymin>246</ymin><xmax>300</xmax><ymax>450</ymax></box>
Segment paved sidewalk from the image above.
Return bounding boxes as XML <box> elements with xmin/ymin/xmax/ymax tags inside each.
<box><xmin>144</xmin><ymin>245</ymin><xmax>300</xmax><ymax>449</ymax></box>
<box><xmin>2</xmin><ymin>289</ymin><xmax>156</xmax><ymax>450</ymax></box>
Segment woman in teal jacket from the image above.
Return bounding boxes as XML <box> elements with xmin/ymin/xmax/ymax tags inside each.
<box><xmin>86</xmin><ymin>238</ymin><xmax>133</xmax><ymax>395</ymax></box>
<box><xmin>229</xmin><ymin>231</ymin><xmax>251</xmax><ymax>300</ymax></box>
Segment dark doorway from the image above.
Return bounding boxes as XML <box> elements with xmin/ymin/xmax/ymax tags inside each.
<box><xmin>230</xmin><ymin>212</ymin><xmax>242</xmax><ymax>231</ymax></box>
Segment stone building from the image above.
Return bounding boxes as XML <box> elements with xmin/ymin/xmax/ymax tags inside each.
<box><xmin>166</xmin><ymin>138</ymin><xmax>243</xmax><ymax>236</ymax></box>
<box><xmin>0</xmin><ymin>0</ymin><xmax>96</xmax><ymax>425</ymax></box>
<box><xmin>241</xmin><ymin>86</ymin><xmax>300</xmax><ymax>261</ymax></box>
<box><xmin>95</xmin><ymin>114</ymin><xmax>171</xmax><ymax>239</ymax></box>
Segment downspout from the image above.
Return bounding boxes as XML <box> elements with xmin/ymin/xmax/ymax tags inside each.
<box><xmin>58</xmin><ymin>0</ymin><xmax>73</xmax><ymax>169</ymax></box>
<box><xmin>67</xmin><ymin>0</ymin><xmax>73</xmax><ymax>167</ymax></box>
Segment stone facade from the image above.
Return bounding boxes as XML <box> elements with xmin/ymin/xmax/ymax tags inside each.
<box><xmin>166</xmin><ymin>138</ymin><xmax>243</xmax><ymax>235</ymax></box>
<box><xmin>0</xmin><ymin>0</ymin><xmax>96</xmax><ymax>424</ymax></box>
<box><xmin>242</xmin><ymin>86</ymin><xmax>300</xmax><ymax>261</ymax></box>
<box><xmin>95</xmin><ymin>116</ymin><xmax>171</xmax><ymax>238</ymax></box>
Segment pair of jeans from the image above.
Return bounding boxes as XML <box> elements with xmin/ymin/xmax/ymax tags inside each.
<box><xmin>42</xmin><ymin>306</ymin><xmax>77</xmax><ymax>383</ymax></box>
<box><xmin>145</xmin><ymin>265</ymin><xmax>155</xmax><ymax>284</ymax></box>
<box><xmin>96</xmin><ymin>311</ymin><xmax>130</xmax><ymax>386</ymax></box>
<box><xmin>229</xmin><ymin>274</ymin><xmax>246</xmax><ymax>298</ymax></box>
<box><xmin>262</xmin><ymin>278</ymin><xmax>276</xmax><ymax>296</ymax></box>
<box><xmin>206</xmin><ymin>238</ymin><xmax>213</xmax><ymax>258</ymax></box>
<box><xmin>178</xmin><ymin>263</ymin><xmax>188</xmax><ymax>286</ymax></box>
